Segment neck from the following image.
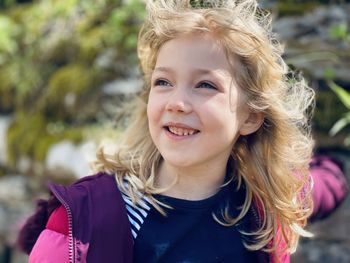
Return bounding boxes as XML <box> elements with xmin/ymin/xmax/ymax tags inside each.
<box><xmin>156</xmin><ymin>159</ymin><xmax>228</xmax><ymax>201</ymax></box>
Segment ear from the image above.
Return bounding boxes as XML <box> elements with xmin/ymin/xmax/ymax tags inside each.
<box><xmin>239</xmin><ymin>112</ymin><xmax>264</xmax><ymax>136</ymax></box>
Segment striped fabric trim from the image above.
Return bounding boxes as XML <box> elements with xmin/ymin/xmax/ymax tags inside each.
<box><xmin>120</xmin><ymin>186</ymin><xmax>151</xmax><ymax>240</ymax></box>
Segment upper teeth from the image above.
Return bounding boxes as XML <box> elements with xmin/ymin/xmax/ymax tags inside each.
<box><xmin>168</xmin><ymin>126</ymin><xmax>196</xmax><ymax>136</ymax></box>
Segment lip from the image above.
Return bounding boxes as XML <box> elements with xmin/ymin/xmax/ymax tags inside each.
<box><xmin>163</xmin><ymin>122</ymin><xmax>200</xmax><ymax>140</ymax></box>
<box><xmin>165</xmin><ymin>121</ymin><xmax>200</xmax><ymax>129</ymax></box>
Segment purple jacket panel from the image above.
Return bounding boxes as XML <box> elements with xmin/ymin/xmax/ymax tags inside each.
<box><xmin>49</xmin><ymin>173</ymin><xmax>133</xmax><ymax>263</ymax></box>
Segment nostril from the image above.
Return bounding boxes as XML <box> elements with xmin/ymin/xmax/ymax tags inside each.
<box><xmin>165</xmin><ymin>98</ymin><xmax>191</xmax><ymax>113</ymax></box>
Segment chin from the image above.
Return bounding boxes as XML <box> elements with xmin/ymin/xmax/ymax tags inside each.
<box><xmin>162</xmin><ymin>156</ymin><xmax>195</xmax><ymax>169</ymax></box>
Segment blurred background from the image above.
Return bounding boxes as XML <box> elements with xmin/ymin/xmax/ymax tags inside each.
<box><xmin>0</xmin><ymin>0</ymin><xmax>349</xmax><ymax>262</ymax></box>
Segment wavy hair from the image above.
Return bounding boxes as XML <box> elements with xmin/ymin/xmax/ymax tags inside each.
<box><xmin>93</xmin><ymin>0</ymin><xmax>315</xmax><ymax>255</ymax></box>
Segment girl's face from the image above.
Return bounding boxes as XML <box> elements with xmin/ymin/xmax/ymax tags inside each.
<box><xmin>147</xmin><ymin>33</ymin><xmax>255</xmax><ymax>171</ymax></box>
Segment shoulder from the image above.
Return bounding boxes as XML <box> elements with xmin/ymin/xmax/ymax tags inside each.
<box><xmin>48</xmin><ymin>172</ymin><xmax>122</xmax><ymax>206</ymax></box>
<box><xmin>48</xmin><ymin>171</ymin><xmax>127</xmax><ymax>222</ymax></box>
<box><xmin>18</xmin><ymin>172</ymin><xmax>130</xmax><ymax>256</ymax></box>
<box><xmin>51</xmin><ymin>172</ymin><xmax>118</xmax><ymax>192</ymax></box>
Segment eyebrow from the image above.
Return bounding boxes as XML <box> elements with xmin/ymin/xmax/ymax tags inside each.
<box><xmin>153</xmin><ymin>67</ymin><xmax>218</xmax><ymax>76</ymax></box>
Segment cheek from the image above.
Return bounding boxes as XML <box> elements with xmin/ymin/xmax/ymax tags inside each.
<box><xmin>146</xmin><ymin>92</ymin><xmax>155</xmax><ymax>118</ymax></box>
<box><xmin>203</xmin><ymin>98</ymin><xmax>238</xmax><ymax>125</ymax></box>
<box><xmin>205</xmin><ymin>106</ymin><xmax>241</xmax><ymax>139</ymax></box>
<box><xmin>147</xmin><ymin>95</ymin><xmax>162</xmax><ymax>128</ymax></box>
<box><xmin>146</xmin><ymin>101</ymin><xmax>152</xmax><ymax>121</ymax></box>
<box><xmin>147</xmin><ymin>104</ymin><xmax>157</xmax><ymax>143</ymax></box>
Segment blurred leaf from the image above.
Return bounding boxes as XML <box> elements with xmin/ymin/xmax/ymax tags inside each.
<box><xmin>53</xmin><ymin>0</ymin><xmax>79</xmax><ymax>16</ymax></box>
<box><xmin>345</xmin><ymin>135</ymin><xmax>350</xmax><ymax>146</ymax></box>
<box><xmin>46</xmin><ymin>64</ymin><xmax>92</xmax><ymax>103</ymax></box>
<box><xmin>324</xmin><ymin>68</ymin><xmax>335</xmax><ymax>81</ymax></box>
<box><xmin>286</xmin><ymin>51</ymin><xmax>339</xmax><ymax>65</ymax></box>
<box><xmin>328</xmin><ymin>81</ymin><xmax>350</xmax><ymax>144</ymax></box>
<box><xmin>329</xmin><ymin>113</ymin><xmax>350</xmax><ymax>136</ymax></box>
<box><xmin>125</xmin><ymin>34</ymin><xmax>137</xmax><ymax>49</ymax></box>
<box><xmin>108</xmin><ymin>8</ymin><xmax>129</xmax><ymax>27</ymax></box>
<box><xmin>329</xmin><ymin>23</ymin><xmax>348</xmax><ymax>40</ymax></box>
<box><xmin>0</xmin><ymin>15</ymin><xmax>20</xmax><ymax>54</ymax></box>
<box><xmin>328</xmin><ymin>81</ymin><xmax>350</xmax><ymax>109</ymax></box>
<box><xmin>2</xmin><ymin>0</ymin><xmax>16</xmax><ymax>8</ymax></box>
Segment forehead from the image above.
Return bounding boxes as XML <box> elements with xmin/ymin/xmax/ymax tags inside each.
<box><xmin>155</xmin><ymin>33</ymin><xmax>233</xmax><ymax>76</ymax></box>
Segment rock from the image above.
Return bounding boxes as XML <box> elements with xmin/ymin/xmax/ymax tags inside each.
<box><xmin>0</xmin><ymin>174</ymin><xmax>43</xmax><ymax>263</ymax></box>
<box><xmin>0</xmin><ymin>175</ymin><xmax>34</xmax><ymax>246</ymax></box>
<box><xmin>0</xmin><ymin>116</ymin><xmax>12</xmax><ymax>166</ymax></box>
<box><xmin>273</xmin><ymin>4</ymin><xmax>350</xmax><ymax>83</ymax></box>
<box><xmin>17</xmin><ymin>156</ymin><xmax>32</xmax><ymax>175</ymax></box>
<box><xmin>274</xmin><ymin>5</ymin><xmax>349</xmax><ymax>41</ymax></box>
<box><xmin>45</xmin><ymin>140</ymin><xmax>96</xmax><ymax>179</ymax></box>
<box><xmin>102</xmin><ymin>77</ymin><xmax>143</xmax><ymax>95</ymax></box>
<box><xmin>94</xmin><ymin>48</ymin><xmax>118</xmax><ymax>69</ymax></box>
<box><xmin>0</xmin><ymin>175</ymin><xmax>28</xmax><ymax>204</ymax></box>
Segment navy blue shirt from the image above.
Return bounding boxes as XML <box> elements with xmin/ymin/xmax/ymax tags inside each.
<box><xmin>123</xmin><ymin>179</ymin><xmax>257</xmax><ymax>263</ymax></box>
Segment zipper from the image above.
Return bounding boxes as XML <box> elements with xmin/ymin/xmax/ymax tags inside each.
<box><xmin>51</xmin><ymin>187</ymin><xmax>75</xmax><ymax>263</ymax></box>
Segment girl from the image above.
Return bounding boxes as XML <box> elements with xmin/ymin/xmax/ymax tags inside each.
<box><xmin>17</xmin><ymin>0</ymin><xmax>348</xmax><ymax>262</ymax></box>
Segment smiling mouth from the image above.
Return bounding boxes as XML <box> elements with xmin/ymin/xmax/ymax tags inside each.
<box><xmin>164</xmin><ymin>126</ymin><xmax>200</xmax><ymax>136</ymax></box>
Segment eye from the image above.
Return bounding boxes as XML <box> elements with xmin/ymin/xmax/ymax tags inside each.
<box><xmin>154</xmin><ymin>79</ymin><xmax>172</xmax><ymax>87</ymax></box>
<box><xmin>197</xmin><ymin>81</ymin><xmax>217</xmax><ymax>90</ymax></box>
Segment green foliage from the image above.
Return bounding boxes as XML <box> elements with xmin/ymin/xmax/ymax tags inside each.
<box><xmin>329</xmin><ymin>81</ymin><xmax>350</xmax><ymax>109</ymax></box>
<box><xmin>0</xmin><ymin>66</ymin><xmax>15</xmax><ymax>111</ymax></box>
<box><xmin>7</xmin><ymin>113</ymin><xmax>45</xmax><ymax>165</ymax></box>
<box><xmin>328</xmin><ymin>81</ymin><xmax>350</xmax><ymax>145</ymax></box>
<box><xmin>104</xmin><ymin>0</ymin><xmax>145</xmax><ymax>63</ymax></box>
<box><xmin>44</xmin><ymin>64</ymin><xmax>93</xmax><ymax>113</ymax></box>
<box><xmin>0</xmin><ymin>15</ymin><xmax>20</xmax><ymax>63</ymax></box>
<box><xmin>314</xmin><ymin>90</ymin><xmax>348</xmax><ymax>133</ymax></box>
<box><xmin>325</xmin><ymin>20</ymin><xmax>350</xmax><ymax>146</ymax></box>
<box><xmin>0</xmin><ymin>0</ymin><xmax>17</xmax><ymax>8</ymax></box>
<box><xmin>323</xmin><ymin>68</ymin><xmax>336</xmax><ymax>81</ymax></box>
<box><xmin>7</xmin><ymin>112</ymin><xmax>85</xmax><ymax>166</ymax></box>
<box><xmin>329</xmin><ymin>23</ymin><xmax>349</xmax><ymax>41</ymax></box>
<box><xmin>275</xmin><ymin>0</ymin><xmax>350</xmax><ymax>16</ymax></box>
<box><xmin>276</xmin><ymin>2</ymin><xmax>318</xmax><ymax>16</ymax></box>
<box><xmin>1</xmin><ymin>0</ymin><xmax>146</xmax><ymax>169</ymax></box>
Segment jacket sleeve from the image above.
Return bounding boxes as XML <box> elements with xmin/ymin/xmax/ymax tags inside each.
<box><xmin>29</xmin><ymin>229</ymin><xmax>69</xmax><ymax>263</ymax></box>
<box><xmin>269</xmin><ymin>222</ymin><xmax>290</xmax><ymax>263</ymax></box>
<box><xmin>310</xmin><ymin>155</ymin><xmax>349</xmax><ymax>221</ymax></box>
<box><xmin>29</xmin><ymin>205</ymin><xmax>70</xmax><ymax>263</ymax></box>
<box><xmin>271</xmin><ymin>155</ymin><xmax>348</xmax><ymax>262</ymax></box>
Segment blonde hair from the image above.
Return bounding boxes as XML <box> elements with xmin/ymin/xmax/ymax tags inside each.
<box><xmin>93</xmin><ymin>0</ymin><xmax>315</xmax><ymax>256</ymax></box>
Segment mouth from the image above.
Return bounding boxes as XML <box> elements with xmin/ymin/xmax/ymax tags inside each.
<box><xmin>163</xmin><ymin>125</ymin><xmax>200</xmax><ymax>137</ymax></box>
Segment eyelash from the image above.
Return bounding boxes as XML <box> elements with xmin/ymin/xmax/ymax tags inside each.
<box><xmin>197</xmin><ymin>82</ymin><xmax>217</xmax><ymax>90</ymax></box>
<box><xmin>154</xmin><ymin>79</ymin><xmax>171</xmax><ymax>87</ymax></box>
<box><xmin>153</xmin><ymin>79</ymin><xmax>217</xmax><ymax>90</ymax></box>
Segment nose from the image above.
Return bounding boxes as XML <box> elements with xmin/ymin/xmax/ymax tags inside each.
<box><xmin>165</xmin><ymin>87</ymin><xmax>192</xmax><ymax>113</ymax></box>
